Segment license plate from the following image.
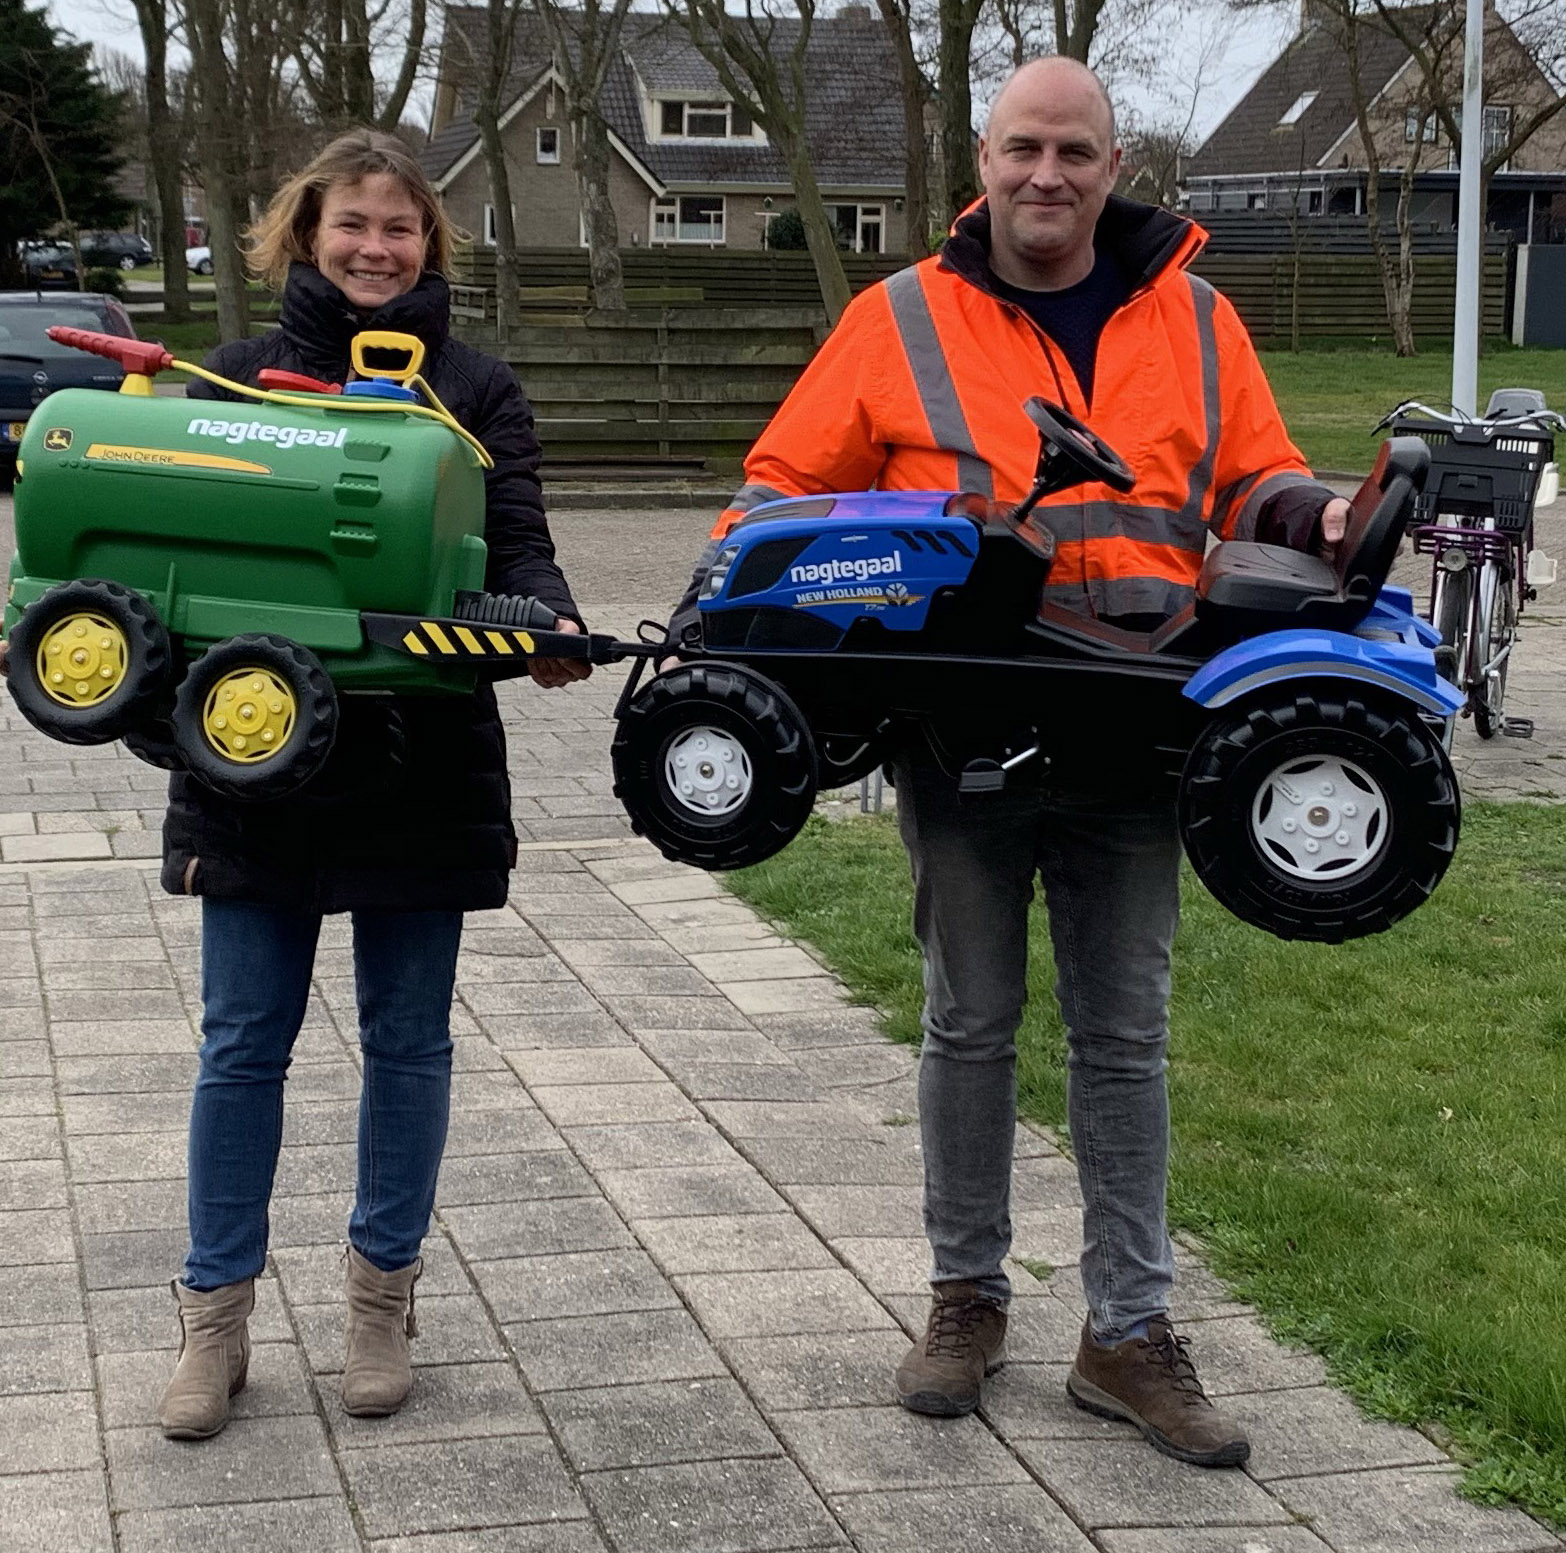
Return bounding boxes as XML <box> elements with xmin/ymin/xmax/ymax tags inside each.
<box><xmin>4</xmin><ymin>422</ymin><xmax>25</xmax><ymax>443</ymax></box>
<box><xmin>39</xmin><ymin>269</ymin><xmax>63</xmax><ymax>280</ymax></box>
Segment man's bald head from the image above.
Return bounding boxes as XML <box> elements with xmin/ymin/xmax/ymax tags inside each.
<box><xmin>987</xmin><ymin>57</ymin><xmax>1117</xmax><ymax>149</ymax></box>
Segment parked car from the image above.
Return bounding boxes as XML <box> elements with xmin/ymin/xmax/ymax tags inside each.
<box><xmin>0</xmin><ymin>294</ymin><xmax>136</xmax><ymax>485</ymax></box>
<box><xmin>22</xmin><ymin>245</ymin><xmax>80</xmax><ymax>290</ymax></box>
<box><xmin>186</xmin><ymin>245</ymin><xmax>213</xmax><ymax>275</ymax></box>
<box><xmin>78</xmin><ymin>231</ymin><xmax>155</xmax><ymax>270</ymax></box>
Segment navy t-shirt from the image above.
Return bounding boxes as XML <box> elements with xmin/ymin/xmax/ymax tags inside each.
<box><xmin>990</xmin><ymin>248</ymin><xmax>1129</xmax><ymax>406</ymax></box>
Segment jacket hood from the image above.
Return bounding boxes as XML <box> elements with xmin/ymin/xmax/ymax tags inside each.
<box><xmin>940</xmin><ymin>196</ymin><xmax>1206</xmax><ymax>298</ymax></box>
<box><xmin>278</xmin><ymin>263</ymin><xmax>452</xmax><ymax>377</ymax></box>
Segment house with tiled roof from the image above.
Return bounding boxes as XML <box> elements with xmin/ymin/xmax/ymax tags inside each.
<box><xmin>1184</xmin><ymin>1</ymin><xmax>1566</xmax><ymax>246</ymax></box>
<box><xmin>420</xmin><ymin>7</ymin><xmax>910</xmax><ymax>256</ymax></box>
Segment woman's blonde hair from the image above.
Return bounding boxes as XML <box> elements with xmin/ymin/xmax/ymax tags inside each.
<box><xmin>245</xmin><ymin>128</ymin><xmax>455</xmax><ymax>291</ymax></box>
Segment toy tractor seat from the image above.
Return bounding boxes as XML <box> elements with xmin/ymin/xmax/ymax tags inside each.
<box><xmin>1194</xmin><ymin>436</ymin><xmax>1430</xmax><ymax>636</ymax></box>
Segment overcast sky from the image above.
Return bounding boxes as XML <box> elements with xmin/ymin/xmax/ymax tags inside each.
<box><xmin>43</xmin><ymin>0</ymin><xmax>1296</xmax><ymax>147</ymax></box>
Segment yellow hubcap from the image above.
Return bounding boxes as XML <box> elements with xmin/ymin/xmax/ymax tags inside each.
<box><xmin>202</xmin><ymin>669</ymin><xmax>296</xmax><ymax>763</ymax></box>
<box><xmin>37</xmin><ymin>612</ymin><xmax>129</xmax><ymax>708</ymax></box>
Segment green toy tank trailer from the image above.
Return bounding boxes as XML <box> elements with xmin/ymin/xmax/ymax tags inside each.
<box><xmin>3</xmin><ymin>328</ymin><xmax>628</xmax><ymax>799</ymax></box>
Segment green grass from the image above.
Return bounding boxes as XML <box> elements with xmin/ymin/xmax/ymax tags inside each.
<box><xmin>1259</xmin><ymin>344</ymin><xmax>1566</xmax><ymax>474</ymax></box>
<box><xmin>728</xmin><ymin>802</ymin><xmax>1566</xmax><ymax>1526</ymax></box>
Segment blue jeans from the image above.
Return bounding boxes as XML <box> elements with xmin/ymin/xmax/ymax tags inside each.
<box><xmin>894</xmin><ymin>753</ymin><xmax>1181</xmax><ymax>1341</ymax></box>
<box><xmin>183</xmin><ymin>900</ymin><xmax>464</xmax><ymax>1291</ymax></box>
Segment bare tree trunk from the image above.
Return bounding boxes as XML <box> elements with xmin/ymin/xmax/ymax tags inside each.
<box><xmin>573</xmin><ymin>110</ymin><xmax>625</xmax><ymax>312</ymax></box>
<box><xmin>131</xmin><ymin>0</ymin><xmax>190</xmax><ymax>321</ymax></box>
<box><xmin>782</xmin><ymin>135</ymin><xmax>852</xmax><ymax>321</ymax></box>
<box><xmin>678</xmin><ymin>0</ymin><xmax>852</xmax><ymax>322</ymax></box>
<box><xmin>531</xmin><ymin>0</ymin><xmax>633</xmax><ymax>312</ymax></box>
<box><xmin>476</xmin><ymin>0</ymin><xmax>522</xmax><ymax>335</ymax></box>
<box><xmin>376</xmin><ymin>0</ymin><xmax>428</xmax><ymax>130</ymax></box>
<box><xmin>1392</xmin><ymin>149</ymin><xmax>1419</xmax><ymax>355</ymax></box>
<box><xmin>186</xmin><ymin>0</ymin><xmax>250</xmax><ymax>340</ymax></box>
<box><xmin>1343</xmin><ymin>15</ymin><xmax>1413</xmax><ymax>355</ymax></box>
<box><xmin>1059</xmin><ymin>0</ymin><xmax>1107</xmax><ymax>60</ymax></box>
<box><xmin>937</xmin><ymin>0</ymin><xmax>980</xmax><ymax>221</ymax></box>
<box><xmin>341</xmin><ymin>0</ymin><xmax>376</xmax><ymax>122</ymax></box>
<box><xmin>875</xmin><ymin>0</ymin><xmax>930</xmax><ymax>256</ymax></box>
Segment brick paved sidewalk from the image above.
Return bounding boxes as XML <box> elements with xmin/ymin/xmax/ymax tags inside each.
<box><xmin>2</xmin><ymin>501</ymin><xmax>1563</xmax><ymax>1552</ymax></box>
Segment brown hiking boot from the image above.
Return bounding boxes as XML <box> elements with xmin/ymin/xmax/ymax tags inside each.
<box><xmin>341</xmin><ymin>1246</ymin><xmax>421</xmax><ymax>1417</ymax></box>
<box><xmin>895</xmin><ymin>1280</ymin><xmax>1007</xmax><ymax>1417</ymax></box>
<box><xmin>1067</xmin><ymin>1315</ymin><xmax>1250</xmax><ymax>1467</ymax></box>
<box><xmin>157</xmin><ymin>1278</ymin><xmax>254</xmax><ymax>1441</ymax></box>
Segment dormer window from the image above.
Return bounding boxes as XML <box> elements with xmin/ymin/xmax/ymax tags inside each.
<box><xmin>1278</xmin><ymin>90</ymin><xmax>1318</xmax><ymax>126</ymax></box>
<box><xmin>653</xmin><ymin>98</ymin><xmax>760</xmax><ymax>141</ymax></box>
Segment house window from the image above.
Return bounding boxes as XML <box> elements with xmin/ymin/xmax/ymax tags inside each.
<box><xmin>1307</xmin><ymin>189</ymin><xmax>1324</xmax><ymax>214</ymax></box>
<box><xmin>1246</xmin><ymin>191</ymin><xmax>1267</xmax><ymax>210</ymax></box>
<box><xmin>481</xmin><ymin>203</ymin><xmax>517</xmax><ymax>247</ymax></box>
<box><xmin>652</xmin><ymin>194</ymin><xmax>726</xmax><ymax>245</ymax></box>
<box><xmin>1277</xmin><ymin>90</ymin><xmax>1318</xmax><ymax>126</ymax></box>
<box><xmin>537</xmin><ymin>126</ymin><xmax>561</xmax><ymax>164</ymax></box>
<box><xmin>1452</xmin><ymin>104</ymin><xmax>1515</xmax><ymax>168</ymax></box>
<box><xmin>1404</xmin><ymin>109</ymin><xmax>1437</xmax><ymax>144</ymax></box>
<box><xmin>828</xmin><ymin>203</ymin><xmax>884</xmax><ymax>254</ymax></box>
<box><xmin>653</xmin><ymin>99</ymin><xmax>760</xmax><ymax>142</ymax></box>
<box><xmin>1483</xmin><ymin>104</ymin><xmax>1513</xmax><ymax>163</ymax></box>
<box><xmin>685</xmin><ymin>102</ymin><xmax>729</xmax><ymax>137</ymax></box>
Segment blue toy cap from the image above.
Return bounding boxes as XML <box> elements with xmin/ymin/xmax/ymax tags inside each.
<box><xmin>343</xmin><ymin>378</ymin><xmax>419</xmax><ymax>402</ymax></box>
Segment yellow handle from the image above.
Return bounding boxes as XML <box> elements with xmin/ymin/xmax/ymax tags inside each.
<box><xmin>349</xmin><ymin>331</ymin><xmax>426</xmax><ymax>383</ymax></box>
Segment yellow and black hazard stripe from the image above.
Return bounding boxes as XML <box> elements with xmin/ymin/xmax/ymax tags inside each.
<box><xmin>399</xmin><ymin>619</ymin><xmax>540</xmax><ymax>658</ymax></box>
<box><xmin>360</xmin><ymin>612</ymin><xmax>603</xmax><ymax>665</ymax></box>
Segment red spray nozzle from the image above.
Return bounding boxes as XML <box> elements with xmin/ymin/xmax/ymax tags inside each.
<box><xmin>257</xmin><ymin>369</ymin><xmax>343</xmax><ymax>394</ymax></box>
<box><xmin>46</xmin><ymin>326</ymin><xmax>175</xmax><ymax>377</ymax></box>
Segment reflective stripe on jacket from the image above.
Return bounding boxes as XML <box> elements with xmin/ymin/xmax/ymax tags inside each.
<box><xmin>709</xmin><ymin>197</ymin><xmax>1329</xmax><ymax>620</ymax></box>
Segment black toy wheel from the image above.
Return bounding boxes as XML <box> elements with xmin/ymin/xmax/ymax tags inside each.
<box><xmin>1179</xmin><ymin>687</ymin><xmax>1459</xmax><ymax>943</ymax></box>
<box><xmin>6</xmin><ymin>579</ymin><xmax>173</xmax><ymax>745</ymax></box>
<box><xmin>612</xmin><ymin>662</ymin><xmax>817</xmax><ymax>869</ymax></box>
<box><xmin>1472</xmin><ymin>563</ymin><xmax>1515</xmax><ymax>741</ymax></box>
<box><xmin>817</xmin><ymin>732</ymin><xmax>889</xmax><ymax>790</ymax></box>
<box><xmin>122</xmin><ymin>719</ymin><xmax>186</xmax><ymax>772</ymax></box>
<box><xmin>172</xmin><ymin>634</ymin><xmax>337</xmax><ymax>801</ymax></box>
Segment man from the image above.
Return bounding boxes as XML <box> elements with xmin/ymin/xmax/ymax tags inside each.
<box><xmin>670</xmin><ymin>57</ymin><xmax>1347</xmax><ymax>1469</ymax></box>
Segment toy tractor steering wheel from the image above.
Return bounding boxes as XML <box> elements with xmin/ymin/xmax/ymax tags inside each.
<box><xmin>1022</xmin><ymin>397</ymin><xmax>1135</xmax><ymax>495</ymax></box>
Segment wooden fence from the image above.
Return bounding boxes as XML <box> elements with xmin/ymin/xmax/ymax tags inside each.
<box><xmin>468</xmin><ymin>307</ymin><xmax>825</xmax><ymax>466</ymax></box>
<box><xmin>452</xmin><ymin>247</ymin><xmax>905</xmax><ymax>314</ymax></box>
<box><xmin>454</xmin><ymin>247</ymin><xmax>1509</xmax><ymax>466</ymax></box>
<box><xmin>1190</xmin><ymin>251</ymin><xmax>1508</xmax><ymax>343</ymax></box>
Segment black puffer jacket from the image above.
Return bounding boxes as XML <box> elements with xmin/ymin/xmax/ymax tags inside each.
<box><xmin>160</xmin><ymin>264</ymin><xmax>581</xmax><ymax>913</ymax></box>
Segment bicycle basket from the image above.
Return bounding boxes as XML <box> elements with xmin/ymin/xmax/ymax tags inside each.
<box><xmin>1389</xmin><ymin>416</ymin><xmax>1556</xmax><ymax>534</ymax></box>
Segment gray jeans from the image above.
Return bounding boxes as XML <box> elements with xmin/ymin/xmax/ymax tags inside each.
<box><xmin>894</xmin><ymin>753</ymin><xmax>1181</xmax><ymax>1341</ymax></box>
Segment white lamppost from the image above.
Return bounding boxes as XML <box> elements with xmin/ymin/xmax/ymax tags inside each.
<box><xmin>1451</xmin><ymin>0</ymin><xmax>1485</xmax><ymax>414</ymax></box>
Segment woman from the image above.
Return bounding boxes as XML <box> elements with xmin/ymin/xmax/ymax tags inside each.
<box><xmin>155</xmin><ymin>129</ymin><xmax>589</xmax><ymax>1440</ymax></box>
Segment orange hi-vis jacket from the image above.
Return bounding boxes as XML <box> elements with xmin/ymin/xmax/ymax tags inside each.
<box><xmin>704</xmin><ymin>198</ymin><xmax>1331</xmax><ymax>621</ymax></box>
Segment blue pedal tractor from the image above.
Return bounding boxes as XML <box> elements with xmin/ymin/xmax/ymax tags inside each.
<box><xmin>609</xmin><ymin>401</ymin><xmax>1462</xmax><ymax>944</ymax></box>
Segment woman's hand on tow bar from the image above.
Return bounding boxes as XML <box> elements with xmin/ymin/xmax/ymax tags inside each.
<box><xmin>528</xmin><ymin>618</ymin><xmax>593</xmax><ymax>689</ymax></box>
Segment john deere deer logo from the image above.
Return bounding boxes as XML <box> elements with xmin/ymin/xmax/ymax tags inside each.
<box><xmin>43</xmin><ymin>428</ymin><xmax>72</xmax><ymax>451</ymax></box>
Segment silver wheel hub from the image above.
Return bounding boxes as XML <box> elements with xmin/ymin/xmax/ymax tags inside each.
<box><xmin>665</xmin><ymin>727</ymin><xmax>753</xmax><ymax>817</ymax></box>
<box><xmin>1251</xmin><ymin>754</ymin><xmax>1389</xmax><ymax>881</ymax></box>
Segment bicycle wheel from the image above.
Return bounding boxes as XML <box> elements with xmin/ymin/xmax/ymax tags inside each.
<box><xmin>1472</xmin><ymin>558</ymin><xmax>1517</xmax><ymax>740</ymax></box>
<box><xmin>1430</xmin><ymin>560</ymin><xmax>1473</xmax><ymax>690</ymax></box>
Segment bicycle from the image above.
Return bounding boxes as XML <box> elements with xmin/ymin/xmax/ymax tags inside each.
<box><xmin>1376</xmin><ymin>391</ymin><xmax>1561</xmax><ymax>740</ymax></box>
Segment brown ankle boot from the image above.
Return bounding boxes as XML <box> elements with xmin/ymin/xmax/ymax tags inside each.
<box><xmin>157</xmin><ymin>1278</ymin><xmax>254</xmax><ymax>1440</ymax></box>
<box><xmin>341</xmin><ymin>1246</ymin><xmax>421</xmax><ymax>1417</ymax></box>
<box><xmin>894</xmin><ymin>1280</ymin><xmax>1007</xmax><ymax>1417</ymax></box>
<box><xmin>1067</xmin><ymin>1315</ymin><xmax>1250</xmax><ymax>1467</ymax></box>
